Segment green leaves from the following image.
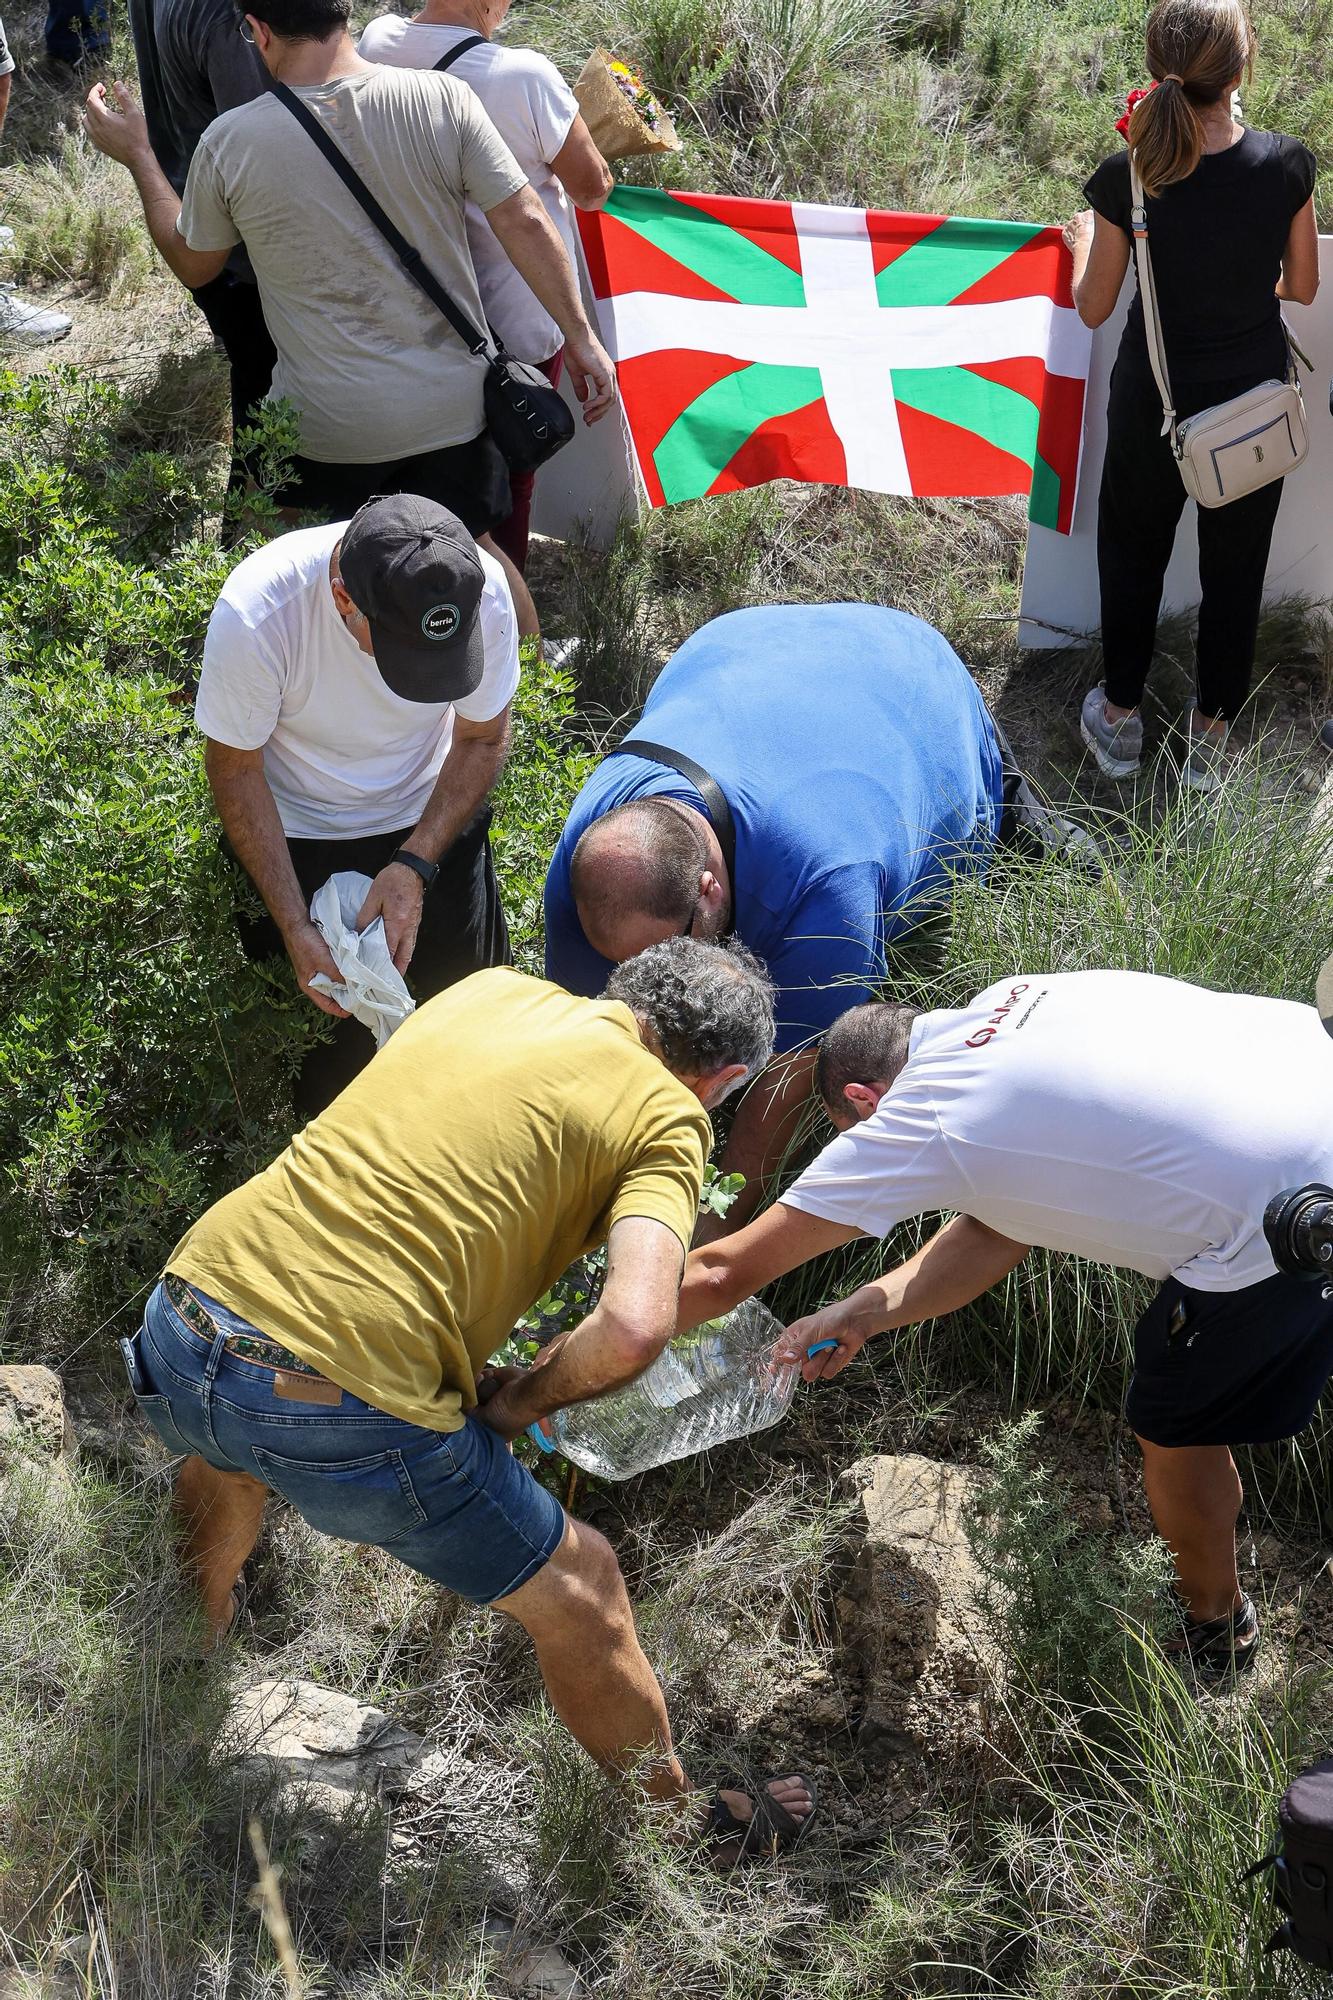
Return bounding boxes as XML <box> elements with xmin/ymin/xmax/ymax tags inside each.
<box><xmin>0</xmin><ymin>371</ymin><xmax>313</xmax><ymax>1344</ymax></box>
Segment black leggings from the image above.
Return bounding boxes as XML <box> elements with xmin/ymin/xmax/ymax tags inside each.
<box><xmin>190</xmin><ymin>272</ymin><xmax>277</xmax><ymax>499</ymax></box>
<box><xmin>1097</xmin><ymin>360</ymin><xmax>1285</xmax><ymax>723</ymax></box>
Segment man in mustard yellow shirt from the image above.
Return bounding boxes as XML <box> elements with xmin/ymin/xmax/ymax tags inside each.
<box><xmin>122</xmin><ymin>938</ymin><xmax>816</xmax><ymax>1857</ymax></box>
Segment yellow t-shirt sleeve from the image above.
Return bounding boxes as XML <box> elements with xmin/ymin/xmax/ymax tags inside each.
<box><xmin>606</xmin><ymin>1104</ymin><xmax>710</xmax><ymax>1253</ymax></box>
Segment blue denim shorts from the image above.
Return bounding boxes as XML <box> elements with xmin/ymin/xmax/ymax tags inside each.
<box><xmin>124</xmin><ymin>1278</ymin><xmax>566</xmax><ymax>1605</ymax></box>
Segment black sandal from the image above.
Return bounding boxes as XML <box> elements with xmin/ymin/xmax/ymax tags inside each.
<box><xmin>705</xmin><ymin>1775</ymin><xmax>819</xmax><ymax>1867</ymax></box>
<box><xmin>1165</xmin><ymin>1590</ymin><xmax>1260</xmax><ymax>1686</ymax></box>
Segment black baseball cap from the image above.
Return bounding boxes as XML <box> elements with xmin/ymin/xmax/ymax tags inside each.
<box><xmin>339</xmin><ymin>494</ymin><xmax>486</xmax><ymax>704</ymax></box>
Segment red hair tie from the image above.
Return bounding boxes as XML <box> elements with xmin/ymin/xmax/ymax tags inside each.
<box><xmin>1116</xmin><ymin>82</ymin><xmax>1157</xmax><ymax>140</ymax></box>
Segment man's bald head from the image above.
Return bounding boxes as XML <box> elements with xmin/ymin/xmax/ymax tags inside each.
<box><xmin>571</xmin><ymin>800</ymin><xmax>711</xmax><ymax>962</ymax></box>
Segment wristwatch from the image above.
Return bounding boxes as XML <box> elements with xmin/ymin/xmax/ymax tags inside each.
<box><xmin>389</xmin><ymin>847</ymin><xmax>439</xmax><ymax>890</ymax></box>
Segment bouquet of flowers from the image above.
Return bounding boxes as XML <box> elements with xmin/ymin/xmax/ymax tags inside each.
<box><xmin>574</xmin><ymin>48</ymin><xmax>681</xmax><ymax>160</ymax></box>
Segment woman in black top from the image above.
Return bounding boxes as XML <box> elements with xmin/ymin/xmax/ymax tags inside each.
<box><xmin>1065</xmin><ymin>0</ymin><xmax>1317</xmax><ymax>792</ymax></box>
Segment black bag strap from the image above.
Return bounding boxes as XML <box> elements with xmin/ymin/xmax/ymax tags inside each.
<box><xmin>433</xmin><ymin>33</ymin><xmax>485</xmax><ymax>71</ymax></box>
<box><xmin>612</xmin><ymin>738</ymin><xmax>737</xmax><ymax>886</ymax></box>
<box><xmin>269</xmin><ymin>78</ymin><xmax>490</xmax><ymax>357</ymax></box>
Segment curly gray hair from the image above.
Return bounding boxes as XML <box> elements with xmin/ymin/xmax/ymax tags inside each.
<box><xmin>606</xmin><ymin>937</ymin><xmax>776</xmax><ymax>1080</ymax></box>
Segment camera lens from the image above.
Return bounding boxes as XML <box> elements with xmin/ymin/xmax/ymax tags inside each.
<box><xmin>1265</xmin><ymin>1185</ymin><xmax>1333</xmax><ymax>1278</ymax></box>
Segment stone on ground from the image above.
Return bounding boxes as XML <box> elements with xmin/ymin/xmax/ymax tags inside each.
<box><xmin>0</xmin><ymin>1365</ymin><xmax>77</xmax><ymax>1466</ymax></box>
<box><xmin>226</xmin><ymin>1677</ymin><xmax>427</xmax><ymax>1817</ymax></box>
<box><xmin>484</xmin><ymin>1917</ymin><xmax>585</xmax><ymax>2000</ymax></box>
<box><xmin>837</xmin><ymin>1453</ymin><xmax>1000</xmax><ymax>1762</ymax></box>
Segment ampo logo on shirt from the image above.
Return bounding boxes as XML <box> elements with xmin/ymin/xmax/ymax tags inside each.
<box><xmin>965</xmin><ymin>982</ymin><xmax>1030</xmax><ymax>1048</ymax></box>
<box><xmin>421</xmin><ymin>603</ymin><xmax>462</xmax><ymax>643</ymax></box>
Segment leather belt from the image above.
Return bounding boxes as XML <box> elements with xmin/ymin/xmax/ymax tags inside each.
<box><xmin>164</xmin><ymin>1274</ymin><xmax>344</xmax><ymax>1405</ymax></box>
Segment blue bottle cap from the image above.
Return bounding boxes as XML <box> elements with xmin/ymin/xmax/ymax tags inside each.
<box><xmin>528</xmin><ymin>1422</ymin><xmax>556</xmax><ymax>1453</ymax></box>
<box><xmin>806</xmin><ymin>1339</ymin><xmax>839</xmax><ymax>1357</ymax></box>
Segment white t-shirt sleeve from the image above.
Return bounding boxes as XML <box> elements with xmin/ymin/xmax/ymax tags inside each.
<box><xmin>453</xmin><ymin>556</ymin><xmax>520</xmax><ymax>724</ymax></box>
<box><xmin>355</xmin><ymin>15</ymin><xmax>396</xmax><ymax>59</ymax></box>
<box><xmin>782</xmin><ymin>1084</ymin><xmax>959</xmax><ymax>1237</ymax></box>
<box><xmin>195</xmin><ymin>596</ymin><xmax>285</xmax><ymax>750</ymax></box>
<box><xmin>178</xmin><ymin>132</ymin><xmax>243</xmax><ymax>252</ymax></box>
<box><xmin>0</xmin><ymin>17</ymin><xmax>15</xmax><ymax>76</ymax></box>
<box><xmin>445</xmin><ymin>74</ymin><xmax>529</xmax><ymax>212</ymax></box>
<box><xmin>519</xmin><ymin>52</ymin><xmax>579</xmax><ymax>162</ymax></box>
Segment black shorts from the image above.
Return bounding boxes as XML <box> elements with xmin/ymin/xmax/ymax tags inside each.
<box><xmin>274</xmin><ymin>431</ymin><xmax>511</xmax><ymax>537</ymax></box>
<box><xmin>1126</xmin><ymin>1269</ymin><xmax>1333</xmax><ymax>1448</ymax></box>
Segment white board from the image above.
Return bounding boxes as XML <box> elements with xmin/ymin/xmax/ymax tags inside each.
<box><xmin>527</xmin><ymin>369</ymin><xmax>642</xmax><ymax>546</ymax></box>
<box><xmin>1019</xmin><ymin>237</ymin><xmax>1333</xmax><ymax>648</ymax></box>
<box><xmin>528</xmin><ymin>231</ymin><xmax>643</xmax><ymax>548</ymax></box>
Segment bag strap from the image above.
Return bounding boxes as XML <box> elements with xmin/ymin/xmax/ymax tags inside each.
<box><xmin>433</xmin><ymin>32</ymin><xmax>485</xmax><ymax>72</ymax></box>
<box><xmin>1128</xmin><ymin>152</ymin><xmax>1179</xmax><ymax>446</ymax></box>
<box><xmin>269</xmin><ymin>78</ymin><xmax>491</xmax><ymax>358</ymax></box>
<box><xmin>611</xmin><ymin>738</ymin><xmax>738</xmax><ymax>888</ymax></box>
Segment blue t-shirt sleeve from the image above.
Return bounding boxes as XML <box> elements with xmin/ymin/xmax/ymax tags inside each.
<box><xmin>762</xmin><ymin>868</ymin><xmax>883</xmax><ymax>1053</ymax></box>
<box><xmin>543</xmin><ymin>843</ymin><xmax>616</xmax><ymax>996</ymax></box>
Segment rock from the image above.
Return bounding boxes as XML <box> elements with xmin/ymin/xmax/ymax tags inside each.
<box><xmin>0</xmin><ymin>1366</ymin><xmax>76</xmax><ymax>1466</ymax></box>
<box><xmin>226</xmin><ymin>1678</ymin><xmax>427</xmax><ymax>1814</ymax></box>
<box><xmin>484</xmin><ymin>1917</ymin><xmax>584</xmax><ymax>2000</ymax></box>
<box><xmin>837</xmin><ymin>1454</ymin><xmax>1000</xmax><ymax>1763</ymax></box>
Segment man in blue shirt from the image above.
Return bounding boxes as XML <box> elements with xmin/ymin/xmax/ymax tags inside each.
<box><xmin>544</xmin><ymin>603</ymin><xmax>1006</xmax><ymax>1226</ymax></box>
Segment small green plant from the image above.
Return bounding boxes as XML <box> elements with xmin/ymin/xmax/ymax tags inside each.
<box><xmin>963</xmin><ymin>1411</ymin><xmax>1173</xmax><ymax>1707</ymax></box>
<box><xmin>510</xmin><ymin>1165</ymin><xmax>746</xmax><ymax>1355</ymax></box>
<box><xmin>490</xmin><ymin>639</ymin><xmax>597</xmax><ymax>969</ymax></box>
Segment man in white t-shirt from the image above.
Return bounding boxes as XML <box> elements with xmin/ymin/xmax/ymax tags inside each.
<box><xmin>82</xmin><ymin>0</ymin><xmax>614</xmax><ymax>546</ymax></box>
<box><xmin>358</xmin><ymin>0</ymin><xmax>612</xmax><ymax>570</ymax></box>
<box><xmin>198</xmin><ymin>494</ymin><xmax>518</xmax><ymax>1113</ymax></box>
<box><xmin>679</xmin><ymin>969</ymin><xmax>1333</xmax><ymax>1683</ymax></box>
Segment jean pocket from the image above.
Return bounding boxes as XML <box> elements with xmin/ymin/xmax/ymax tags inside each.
<box><xmin>252</xmin><ymin>1446</ymin><xmax>428</xmax><ymax>1547</ymax></box>
<box><xmin>120</xmin><ymin>1332</ymin><xmax>197</xmax><ymax>1458</ymax></box>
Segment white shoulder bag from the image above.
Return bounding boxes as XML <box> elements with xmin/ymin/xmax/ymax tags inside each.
<box><xmin>1129</xmin><ymin>151</ymin><xmax>1311</xmax><ymax>508</ymax></box>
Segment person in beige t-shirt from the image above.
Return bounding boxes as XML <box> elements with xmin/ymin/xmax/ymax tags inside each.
<box><xmin>83</xmin><ymin>0</ymin><xmax>614</xmax><ymax>573</ymax></box>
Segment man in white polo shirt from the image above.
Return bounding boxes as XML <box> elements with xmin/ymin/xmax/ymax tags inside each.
<box><xmin>679</xmin><ymin>969</ymin><xmax>1333</xmax><ymax>1684</ymax></box>
<box><xmin>198</xmin><ymin>493</ymin><xmax>517</xmax><ymax>1112</ymax></box>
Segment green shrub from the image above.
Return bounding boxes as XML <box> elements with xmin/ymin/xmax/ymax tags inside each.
<box><xmin>0</xmin><ymin>368</ymin><xmax>312</xmax><ymax>1340</ymax></box>
<box><xmin>491</xmin><ymin>641</ymin><xmax>597</xmax><ymax>969</ymax></box>
<box><xmin>0</xmin><ymin>659</ymin><xmax>312</xmax><ymax>1336</ymax></box>
<box><xmin>963</xmin><ymin>1412</ymin><xmax>1172</xmax><ymax>1707</ymax></box>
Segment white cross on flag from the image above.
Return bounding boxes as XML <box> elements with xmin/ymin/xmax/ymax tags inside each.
<box><xmin>578</xmin><ymin>187</ymin><xmax>1093</xmax><ymax>532</ymax></box>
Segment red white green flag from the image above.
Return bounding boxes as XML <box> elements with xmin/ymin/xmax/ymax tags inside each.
<box><xmin>577</xmin><ymin>187</ymin><xmax>1092</xmax><ymax>533</ymax></box>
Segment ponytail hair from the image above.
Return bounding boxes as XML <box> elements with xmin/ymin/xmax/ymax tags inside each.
<box><xmin>1128</xmin><ymin>0</ymin><xmax>1254</xmax><ymax>197</ymax></box>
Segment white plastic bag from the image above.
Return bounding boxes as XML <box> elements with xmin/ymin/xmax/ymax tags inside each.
<box><xmin>307</xmin><ymin>872</ymin><xmax>415</xmax><ymax>1050</ymax></box>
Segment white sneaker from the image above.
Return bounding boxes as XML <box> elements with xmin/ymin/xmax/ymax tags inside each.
<box><xmin>0</xmin><ymin>284</ymin><xmax>73</xmax><ymax>345</ymax></box>
<box><xmin>1181</xmin><ymin>716</ymin><xmax>1230</xmax><ymax>795</ymax></box>
<box><xmin>1080</xmin><ymin>684</ymin><xmax>1143</xmax><ymax>779</ymax></box>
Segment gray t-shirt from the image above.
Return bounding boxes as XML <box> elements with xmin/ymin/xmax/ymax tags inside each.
<box><xmin>179</xmin><ymin>67</ymin><xmax>527</xmax><ymax>463</ymax></box>
<box><xmin>128</xmin><ymin>0</ymin><xmax>265</xmax><ymax>193</ymax></box>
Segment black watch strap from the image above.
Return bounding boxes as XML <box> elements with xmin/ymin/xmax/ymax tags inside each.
<box><xmin>389</xmin><ymin>847</ymin><xmax>439</xmax><ymax>889</ymax></box>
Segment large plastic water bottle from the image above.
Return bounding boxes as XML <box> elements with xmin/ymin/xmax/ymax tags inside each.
<box><xmin>528</xmin><ymin>1299</ymin><xmax>833</xmax><ymax>1481</ymax></box>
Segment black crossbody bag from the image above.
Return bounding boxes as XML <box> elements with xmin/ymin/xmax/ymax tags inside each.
<box><xmin>270</xmin><ymin>72</ymin><xmax>575</xmax><ymax>474</ymax></box>
<box><xmin>610</xmin><ymin>738</ymin><xmax>737</xmax><ymax>935</ymax></box>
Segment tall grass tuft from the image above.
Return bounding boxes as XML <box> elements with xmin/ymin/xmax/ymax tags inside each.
<box><xmin>1</xmin><ymin>142</ymin><xmax>155</xmax><ymax>299</ymax></box>
<box><xmin>989</xmin><ymin>1644</ymin><xmax>1333</xmax><ymax>1997</ymax></box>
